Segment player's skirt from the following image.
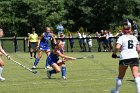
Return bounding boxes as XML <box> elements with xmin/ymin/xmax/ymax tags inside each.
<box><xmin>39</xmin><ymin>45</ymin><xmax>50</xmax><ymax>51</ymax></box>
<box><xmin>47</xmin><ymin>56</ymin><xmax>59</xmax><ymax>66</ymax></box>
<box><xmin>119</xmin><ymin>58</ymin><xmax>139</xmax><ymax>66</ymax></box>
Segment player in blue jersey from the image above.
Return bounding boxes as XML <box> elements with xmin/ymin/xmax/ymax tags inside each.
<box><xmin>47</xmin><ymin>40</ymin><xmax>76</xmax><ymax>80</ymax></box>
<box><xmin>32</xmin><ymin>27</ymin><xmax>56</xmax><ymax>69</ymax></box>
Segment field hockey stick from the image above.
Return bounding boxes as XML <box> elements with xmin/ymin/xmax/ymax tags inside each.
<box><xmin>10</xmin><ymin>58</ymin><xmax>37</xmax><ymax>74</ymax></box>
<box><xmin>76</xmin><ymin>55</ymin><xmax>94</xmax><ymax>59</ymax></box>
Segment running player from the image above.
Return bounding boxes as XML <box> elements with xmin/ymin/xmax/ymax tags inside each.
<box><xmin>47</xmin><ymin>40</ymin><xmax>76</xmax><ymax>80</ymax></box>
<box><xmin>0</xmin><ymin>28</ymin><xmax>10</xmax><ymax>81</ymax></box>
<box><xmin>32</xmin><ymin>27</ymin><xmax>56</xmax><ymax>69</ymax></box>
<box><xmin>111</xmin><ymin>25</ymin><xmax>140</xmax><ymax>93</ymax></box>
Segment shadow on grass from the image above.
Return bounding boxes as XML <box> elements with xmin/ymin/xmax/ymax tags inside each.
<box><xmin>126</xmin><ymin>80</ymin><xmax>134</xmax><ymax>82</ymax></box>
<box><xmin>31</xmin><ymin>68</ymin><xmax>45</xmax><ymax>69</ymax></box>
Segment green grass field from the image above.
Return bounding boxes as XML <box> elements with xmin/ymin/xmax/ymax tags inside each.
<box><xmin>0</xmin><ymin>52</ymin><xmax>137</xmax><ymax>93</ymax></box>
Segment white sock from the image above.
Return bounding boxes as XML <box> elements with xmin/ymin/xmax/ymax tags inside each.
<box><xmin>115</xmin><ymin>78</ymin><xmax>122</xmax><ymax>92</ymax></box>
<box><xmin>0</xmin><ymin>67</ymin><xmax>3</xmax><ymax>77</ymax></box>
<box><xmin>135</xmin><ymin>77</ymin><xmax>140</xmax><ymax>93</ymax></box>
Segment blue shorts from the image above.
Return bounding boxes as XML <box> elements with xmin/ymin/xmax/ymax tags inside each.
<box><xmin>39</xmin><ymin>45</ymin><xmax>50</xmax><ymax>51</ymax></box>
<box><xmin>47</xmin><ymin>57</ymin><xmax>59</xmax><ymax>66</ymax></box>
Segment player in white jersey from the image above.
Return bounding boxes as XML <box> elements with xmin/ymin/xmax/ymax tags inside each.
<box><xmin>0</xmin><ymin>29</ymin><xmax>11</xmax><ymax>81</ymax></box>
<box><xmin>111</xmin><ymin>25</ymin><xmax>140</xmax><ymax>93</ymax></box>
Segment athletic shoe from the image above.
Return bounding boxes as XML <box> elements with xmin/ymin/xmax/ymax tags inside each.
<box><xmin>45</xmin><ymin>66</ymin><xmax>51</xmax><ymax>69</ymax></box>
<box><xmin>0</xmin><ymin>77</ymin><xmax>5</xmax><ymax>81</ymax></box>
<box><xmin>62</xmin><ymin>76</ymin><xmax>67</xmax><ymax>80</ymax></box>
<box><xmin>111</xmin><ymin>89</ymin><xmax>119</xmax><ymax>93</ymax></box>
<box><xmin>47</xmin><ymin>70</ymin><xmax>51</xmax><ymax>79</ymax></box>
<box><xmin>32</xmin><ymin>66</ymin><xmax>36</xmax><ymax>69</ymax></box>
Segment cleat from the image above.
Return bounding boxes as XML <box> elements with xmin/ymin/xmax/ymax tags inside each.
<box><xmin>45</xmin><ymin>66</ymin><xmax>52</xmax><ymax>70</ymax></box>
<box><xmin>62</xmin><ymin>76</ymin><xmax>67</xmax><ymax>80</ymax></box>
<box><xmin>0</xmin><ymin>77</ymin><xmax>5</xmax><ymax>81</ymax></box>
<box><xmin>47</xmin><ymin>70</ymin><xmax>51</xmax><ymax>79</ymax></box>
<box><xmin>32</xmin><ymin>66</ymin><xmax>36</xmax><ymax>69</ymax></box>
<box><xmin>46</xmin><ymin>66</ymin><xmax>51</xmax><ymax>69</ymax></box>
<box><xmin>111</xmin><ymin>89</ymin><xmax>119</xmax><ymax>93</ymax></box>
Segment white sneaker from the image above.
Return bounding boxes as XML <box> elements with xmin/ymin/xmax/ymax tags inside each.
<box><xmin>62</xmin><ymin>76</ymin><xmax>67</xmax><ymax>80</ymax></box>
<box><xmin>45</xmin><ymin>66</ymin><xmax>51</xmax><ymax>70</ymax></box>
<box><xmin>47</xmin><ymin>70</ymin><xmax>51</xmax><ymax>79</ymax></box>
<box><xmin>0</xmin><ymin>77</ymin><xmax>5</xmax><ymax>81</ymax></box>
<box><xmin>32</xmin><ymin>66</ymin><xmax>36</xmax><ymax>69</ymax></box>
<box><xmin>111</xmin><ymin>89</ymin><xmax>119</xmax><ymax>93</ymax></box>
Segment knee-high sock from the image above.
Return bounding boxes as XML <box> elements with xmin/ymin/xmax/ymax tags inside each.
<box><xmin>61</xmin><ymin>66</ymin><xmax>66</xmax><ymax>77</ymax></box>
<box><xmin>45</xmin><ymin>58</ymin><xmax>49</xmax><ymax>67</ymax></box>
<box><xmin>135</xmin><ymin>77</ymin><xmax>140</xmax><ymax>93</ymax></box>
<box><xmin>115</xmin><ymin>78</ymin><xmax>122</xmax><ymax>92</ymax></box>
<box><xmin>0</xmin><ymin>67</ymin><xmax>3</xmax><ymax>77</ymax></box>
<box><xmin>34</xmin><ymin>58</ymin><xmax>40</xmax><ymax>66</ymax></box>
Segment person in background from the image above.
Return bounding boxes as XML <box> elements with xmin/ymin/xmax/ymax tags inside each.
<box><xmin>27</xmin><ymin>33</ymin><xmax>30</xmax><ymax>52</ymax></box>
<box><xmin>13</xmin><ymin>33</ymin><xmax>18</xmax><ymax>52</ymax></box>
<box><xmin>95</xmin><ymin>31</ymin><xmax>101</xmax><ymax>52</ymax></box>
<box><xmin>0</xmin><ymin>28</ymin><xmax>11</xmax><ymax>81</ymax></box>
<box><xmin>108</xmin><ymin>31</ymin><xmax>114</xmax><ymax>52</ymax></box>
<box><xmin>59</xmin><ymin>33</ymin><xmax>66</xmax><ymax>47</ymax></box>
<box><xmin>115</xmin><ymin>30</ymin><xmax>123</xmax><ymax>37</ymax></box>
<box><xmin>111</xmin><ymin>25</ymin><xmax>140</xmax><ymax>93</ymax></box>
<box><xmin>103</xmin><ymin>30</ymin><xmax>109</xmax><ymax>52</ymax></box>
<box><xmin>132</xmin><ymin>20</ymin><xmax>138</xmax><ymax>37</ymax></box>
<box><xmin>56</xmin><ymin>22</ymin><xmax>64</xmax><ymax>37</ymax></box>
<box><xmin>32</xmin><ymin>27</ymin><xmax>56</xmax><ymax>69</ymax></box>
<box><xmin>100</xmin><ymin>30</ymin><xmax>105</xmax><ymax>52</ymax></box>
<box><xmin>47</xmin><ymin>40</ymin><xmax>76</xmax><ymax>80</ymax></box>
<box><xmin>87</xmin><ymin>33</ymin><xmax>92</xmax><ymax>52</ymax></box>
<box><xmin>77</xmin><ymin>31</ymin><xmax>83</xmax><ymax>52</ymax></box>
<box><xmin>68</xmin><ymin>32</ymin><xmax>74</xmax><ymax>52</ymax></box>
<box><xmin>82</xmin><ymin>32</ymin><xmax>87</xmax><ymax>52</ymax></box>
<box><xmin>28</xmin><ymin>28</ymin><xmax>38</xmax><ymax>59</ymax></box>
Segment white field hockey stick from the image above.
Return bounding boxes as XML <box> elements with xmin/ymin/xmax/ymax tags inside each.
<box><xmin>76</xmin><ymin>55</ymin><xmax>94</xmax><ymax>59</ymax></box>
<box><xmin>10</xmin><ymin>58</ymin><xmax>37</xmax><ymax>74</ymax></box>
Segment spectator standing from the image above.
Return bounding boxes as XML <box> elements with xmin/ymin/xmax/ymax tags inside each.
<box><xmin>82</xmin><ymin>32</ymin><xmax>87</xmax><ymax>52</ymax></box>
<box><xmin>132</xmin><ymin>20</ymin><xmax>138</xmax><ymax>36</ymax></box>
<box><xmin>59</xmin><ymin>33</ymin><xmax>65</xmax><ymax>53</ymax></box>
<box><xmin>108</xmin><ymin>31</ymin><xmax>114</xmax><ymax>52</ymax></box>
<box><xmin>56</xmin><ymin>22</ymin><xmax>64</xmax><ymax>37</ymax></box>
<box><xmin>103</xmin><ymin>30</ymin><xmax>109</xmax><ymax>52</ymax></box>
<box><xmin>77</xmin><ymin>31</ymin><xmax>83</xmax><ymax>51</ymax></box>
<box><xmin>13</xmin><ymin>33</ymin><xmax>18</xmax><ymax>52</ymax></box>
<box><xmin>100</xmin><ymin>30</ymin><xmax>106</xmax><ymax>52</ymax></box>
<box><xmin>68</xmin><ymin>33</ymin><xmax>74</xmax><ymax>52</ymax></box>
<box><xmin>95</xmin><ymin>32</ymin><xmax>101</xmax><ymax>52</ymax></box>
<box><xmin>87</xmin><ymin>33</ymin><xmax>92</xmax><ymax>52</ymax></box>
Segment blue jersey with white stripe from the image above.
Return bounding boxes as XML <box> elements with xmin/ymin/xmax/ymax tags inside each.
<box><xmin>39</xmin><ymin>32</ymin><xmax>51</xmax><ymax>50</ymax></box>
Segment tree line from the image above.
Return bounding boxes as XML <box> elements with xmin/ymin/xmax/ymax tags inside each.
<box><xmin>0</xmin><ymin>0</ymin><xmax>139</xmax><ymax>36</ymax></box>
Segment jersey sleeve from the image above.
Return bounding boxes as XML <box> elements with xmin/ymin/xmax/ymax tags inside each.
<box><xmin>116</xmin><ymin>36</ymin><xmax>122</xmax><ymax>45</ymax></box>
<box><xmin>134</xmin><ymin>36</ymin><xmax>140</xmax><ymax>45</ymax></box>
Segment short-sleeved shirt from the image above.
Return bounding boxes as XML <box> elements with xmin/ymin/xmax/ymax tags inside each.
<box><xmin>29</xmin><ymin>33</ymin><xmax>38</xmax><ymax>42</ymax></box>
<box><xmin>117</xmin><ymin>35</ymin><xmax>139</xmax><ymax>60</ymax></box>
